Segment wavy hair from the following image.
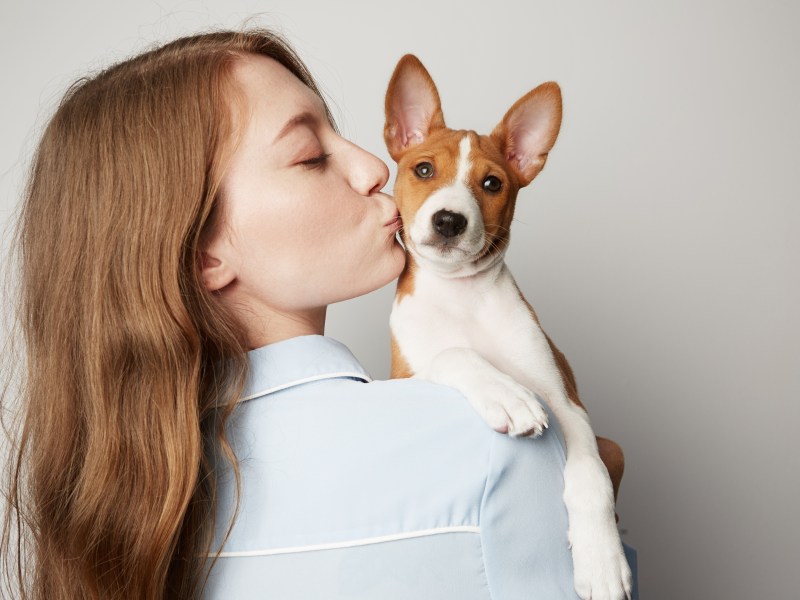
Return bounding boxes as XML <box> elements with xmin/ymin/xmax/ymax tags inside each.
<box><xmin>1</xmin><ymin>28</ymin><xmax>336</xmax><ymax>599</ymax></box>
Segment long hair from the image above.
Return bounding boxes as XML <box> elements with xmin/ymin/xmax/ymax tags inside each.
<box><xmin>1</xmin><ymin>28</ymin><xmax>336</xmax><ymax>599</ymax></box>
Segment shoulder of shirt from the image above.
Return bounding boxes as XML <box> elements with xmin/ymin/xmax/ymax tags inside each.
<box><xmin>209</xmin><ymin>334</ymin><xmax>570</xmax><ymax>558</ymax></box>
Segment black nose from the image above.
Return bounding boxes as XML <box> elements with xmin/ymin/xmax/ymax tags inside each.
<box><xmin>432</xmin><ymin>210</ymin><xmax>467</xmax><ymax>238</ymax></box>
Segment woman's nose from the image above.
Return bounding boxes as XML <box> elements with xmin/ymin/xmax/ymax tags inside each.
<box><xmin>346</xmin><ymin>142</ymin><xmax>390</xmax><ymax>196</ymax></box>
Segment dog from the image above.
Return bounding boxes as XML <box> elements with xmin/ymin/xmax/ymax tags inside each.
<box><xmin>384</xmin><ymin>54</ymin><xmax>632</xmax><ymax>600</ymax></box>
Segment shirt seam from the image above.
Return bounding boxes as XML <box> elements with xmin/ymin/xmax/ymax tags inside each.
<box><xmin>237</xmin><ymin>371</ymin><xmax>372</xmax><ymax>403</ymax></box>
<box><xmin>478</xmin><ymin>430</ymin><xmax>497</xmax><ymax>600</ymax></box>
<box><xmin>206</xmin><ymin>526</ymin><xmax>482</xmax><ymax>558</ymax></box>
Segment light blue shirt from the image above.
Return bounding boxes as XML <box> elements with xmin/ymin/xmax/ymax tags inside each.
<box><xmin>202</xmin><ymin>334</ymin><xmax>637</xmax><ymax>599</ymax></box>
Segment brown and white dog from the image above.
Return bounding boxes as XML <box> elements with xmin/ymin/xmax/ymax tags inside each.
<box><xmin>384</xmin><ymin>55</ymin><xmax>632</xmax><ymax>600</ymax></box>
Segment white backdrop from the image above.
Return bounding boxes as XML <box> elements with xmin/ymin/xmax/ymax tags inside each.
<box><xmin>2</xmin><ymin>1</ymin><xmax>798</xmax><ymax>598</ymax></box>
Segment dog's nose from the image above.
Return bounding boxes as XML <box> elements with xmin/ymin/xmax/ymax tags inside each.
<box><xmin>432</xmin><ymin>210</ymin><xmax>467</xmax><ymax>238</ymax></box>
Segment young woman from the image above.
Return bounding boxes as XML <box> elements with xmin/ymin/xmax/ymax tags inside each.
<box><xmin>1</xmin><ymin>28</ymin><xmax>632</xmax><ymax>599</ymax></box>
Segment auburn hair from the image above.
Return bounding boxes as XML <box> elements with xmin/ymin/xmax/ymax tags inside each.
<box><xmin>1</xmin><ymin>28</ymin><xmax>336</xmax><ymax>599</ymax></box>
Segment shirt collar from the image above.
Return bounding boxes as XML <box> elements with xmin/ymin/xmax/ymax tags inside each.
<box><xmin>239</xmin><ymin>334</ymin><xmax>372</xmax><ymax>402</ymax></box>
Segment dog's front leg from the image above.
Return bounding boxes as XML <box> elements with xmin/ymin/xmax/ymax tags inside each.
<box><xmin>426</xmin><ymin>343</ymin><xmax>633</xmax><ymax>600</ymax></box>
<box><xmin>557</xmin><ymin>409</ymin><xmax>633</xmax><ymax>600</ymax></box>
<box><xmin>512</xmin><ymin>362</ymin><xmax>633</xmax><ymax>600</ymax></box>
<box><xmin>419</xmin><ymin>346</ymin><xmax>550</xmax><ymax>437</ymax></box>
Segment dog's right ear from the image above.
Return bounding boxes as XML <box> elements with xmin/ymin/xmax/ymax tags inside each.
<box><xmin>384</xmin><ymin>54</ymin><xmax>446</xmax><ymax>162</ymax></box>
<box><xmin>489</xmin><ymin>82</ymin><xmax>562</xmax><ymax>188</ymax></box>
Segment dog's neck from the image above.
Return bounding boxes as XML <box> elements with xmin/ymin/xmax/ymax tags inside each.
<box><xmin>403</xmin><ymin>241</ymin><xmax>508</xmax><ymax>282</ymax></box>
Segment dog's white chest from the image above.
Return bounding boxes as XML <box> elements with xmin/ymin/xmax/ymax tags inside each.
<box><xmin>391</xmin><ymin>264</ymin><xmax>542</xmax><ymax>376</ymax></box>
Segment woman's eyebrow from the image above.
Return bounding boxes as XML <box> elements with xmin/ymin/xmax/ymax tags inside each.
<box><xmin>272</xmin><ymin>110</ymin><xmax>319</xmax><ymax>145</ymax></box>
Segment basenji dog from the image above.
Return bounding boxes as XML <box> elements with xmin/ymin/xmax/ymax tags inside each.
<box><xmin>384</xmin><ymin>55</ymin><xmax>632</xmax><ymax>600</ymax></box>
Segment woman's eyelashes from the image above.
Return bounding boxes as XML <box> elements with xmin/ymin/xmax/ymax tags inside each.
<box><xmin>300</xmin><ymin>152</ymin><xmax>331</xmax><ymax>170</ymax></box>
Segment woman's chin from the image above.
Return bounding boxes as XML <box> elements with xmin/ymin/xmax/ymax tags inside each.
<box><xmin>389</xmin><ymin>239</ymin><xmax>407</xmax><ymax>274</ymax></box>
<box><xmin>370</xmin><ymin>245</ymin><xmax>407</xmax><ymax>292</ymax></box>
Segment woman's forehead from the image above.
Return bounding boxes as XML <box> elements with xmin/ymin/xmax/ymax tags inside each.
<box><xmin>230</xmin><ymin>53</ymin><xmax>326</xmax><ymax>130</ymax></box>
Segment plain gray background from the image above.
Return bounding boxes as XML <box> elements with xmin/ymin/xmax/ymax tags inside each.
<box><xmin>2</xmin><ymin>1</ymin><xmax>798</xmax><ymax>598</ymax></box>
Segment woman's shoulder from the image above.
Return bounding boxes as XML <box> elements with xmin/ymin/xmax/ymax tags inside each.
<box><xmin>217</xmin><ymin>374</ymin><xmax>568</xmax><ymax>544</ymax></box>
<box><xmin>231</xmin><ymin>374</ymin><xmax>566</xmax><ymax>483</ymax></box>
<box><xmin>211</xmin><ymin>373</ymin><xmax>575</xmax><ymax>598</ymax></box>
<box><xmin>229</xmin><ymin>375</ymin><xmax>499</xmax><ymax>494</ymax></box>
<box><xmin>213</xmin><ymin>376</ymin><xmax>494</xmax><ymax>553</ymax></box>
<box><xmin>237</xmin><ymin>374</ymin><xmax>496</xmax><ymax>452</ymax></box>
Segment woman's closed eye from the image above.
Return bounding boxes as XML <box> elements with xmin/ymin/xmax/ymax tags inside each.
<box><xmin>300</xmin><ymin>152</ymin><xmax>331</xmax><ymax>170</ymax></box>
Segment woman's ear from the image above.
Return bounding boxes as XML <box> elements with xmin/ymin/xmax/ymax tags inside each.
<box><xmin>198</xmin><ymin>248</ymin><xmax>236</xmax><ymax>292</ymax></box>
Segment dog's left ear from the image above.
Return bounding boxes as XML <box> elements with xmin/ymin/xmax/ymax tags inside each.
<box><xmin>384</xmin><ymin>54</ymin><xmax>446</xmax><ymax>162</ymax></box>
<box><xmin>490</xmin><ymin>82</ymin><xmax>562</xmax><ymax>187</ymax></box>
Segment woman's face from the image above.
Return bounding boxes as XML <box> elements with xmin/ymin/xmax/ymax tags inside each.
<box><xmin>201</xmin><ymin>53</ymin><xmax>405</xmax><ymax>344</ymax></box>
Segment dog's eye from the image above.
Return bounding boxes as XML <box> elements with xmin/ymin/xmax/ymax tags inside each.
<box><xmin>414</xmin><ymin>162</ymin><xmax>434</xmax><ymax>179</ymax></box>
<box><xmin>482</xmin><ymin>176</ymin><xmax>502</xmax><ymax>193</ymax></box>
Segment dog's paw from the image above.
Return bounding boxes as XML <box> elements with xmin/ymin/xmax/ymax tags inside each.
<box><xmin>564</xmin><ymin>458</ymin><xmax>632</xmax><ymax>600</ymax></box>
<box><xmin>467</xmin><ymin>371</ymin><xmax>549</xmax><ymax>437</ymax></box>
<box><xmin>570</xmin><ymin>534</ymin><xmax>632</xmax><ymax>600</ymax></box>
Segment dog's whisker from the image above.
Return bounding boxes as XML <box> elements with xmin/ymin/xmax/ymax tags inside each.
<box><xmin>479</xmin><ymin>233</ymin><xmax>503</xmax><ymax>258</ymax></box>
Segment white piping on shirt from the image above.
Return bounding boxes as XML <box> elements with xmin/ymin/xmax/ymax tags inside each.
<box><xmin>206</xmin><ymin>525</ymin><xmax>481</xmax><ymax>558</ymax></box>
<box><xmin>238</xmin><ymin>371</ymin><xmax>373</xmax><ymax>403</ymax></box>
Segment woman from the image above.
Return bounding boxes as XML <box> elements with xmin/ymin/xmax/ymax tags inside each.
<box><xmin>1</xmin><ymin>28</ymin><xmax>633</xmax><ymax>599</ymax></box>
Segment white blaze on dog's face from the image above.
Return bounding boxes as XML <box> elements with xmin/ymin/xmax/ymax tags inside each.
<box><xmin>392</xmin><ymin>128</ymin><xmax>519</xmax><ymax>267</ymax></box>
<box><xmin>384</xmin><ymin>54</ymin><xmax>562</xmax><ymax>270</ymax></box>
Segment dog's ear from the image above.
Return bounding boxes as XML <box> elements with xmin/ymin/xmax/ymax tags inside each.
<box><xmin>384</xmin><ymin>54</ymin><xmax>446</xmax><ymax>162</ymax></box>
<box><xmin>490</xmin><ymin>82</ymin><xmax>562</xmax><ymax>187</ymax></box>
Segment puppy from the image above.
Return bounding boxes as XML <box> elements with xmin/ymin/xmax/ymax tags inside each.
<box><xmin>384</xmin><ymin>54</ymin><xmax>632</xmax><ymax>600</ymax></box>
